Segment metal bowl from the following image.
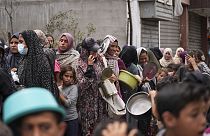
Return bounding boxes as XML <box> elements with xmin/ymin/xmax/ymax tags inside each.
<box><xmin>126</xmin><ymin>92</ymin><xmax>152</xmax><ymax>119</ymax></box>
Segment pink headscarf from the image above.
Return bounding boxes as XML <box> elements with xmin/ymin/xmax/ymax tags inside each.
<box><xmin>58</xmin><ymin>33</ymin><xmax>74</xmax><ymax>53</ymax></box>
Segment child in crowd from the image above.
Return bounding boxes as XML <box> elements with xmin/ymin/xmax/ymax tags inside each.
<box><xmin>156</xmin><ymin>68</ymin><xmax>168</xmax><ymax>82</ymax></box>
<box><xmin>167</xmin><ymin>63</ymin><xmax>181</xmax><ymax>77</ymax></box>
<box><xmin>156</xmin><ymin>82</ymin><xmax>210</xmax><ymax>136</ymax></box>
<box><xmin>59</xmin><ymin>65</ymin><xmax>78</xmax><ymax>136</ymax></box>
<box><xmin>115</xmin><ymin>45</ymin><xmax>121</xmax><ymax>57</ymax></box>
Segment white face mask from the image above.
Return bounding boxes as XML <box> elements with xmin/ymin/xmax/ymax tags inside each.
<box><xmin>18</xmin><ymin>43</ymin><xmax>28</xmax><ymax>55</ymax></box>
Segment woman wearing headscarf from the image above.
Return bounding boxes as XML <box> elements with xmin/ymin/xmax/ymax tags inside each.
<box><xmin>56</xmin><ymin>33</ymin><xmax>80</xmax><ymax>69</ymax></box>
<box><xmin>100</xmin><ymin>35</ymin><xmax>126</xmax><ymax>98</ymax></box>
<box><xmin>173</xmin><ymin>47</ymin><xmax>184</xmax><ymax>64</ymax></box>
<box><xmin>101</xmin><ymin>35</ymin><xmax>126</xmax><ymax>71</ymax></box>
<box><xmin>17</xmin><ymin>30</ymin><xmax>59</xmax><ymax>99</ymax></box>
<box><xmin>159</xmin><ymin>48</ymin><xmax>174</xmax><ymax>68</ymax></box>
<box><xmin>136</xmin><ymin>47</ymin><xmax>149</xmax><ymax>79</ymax></box>
<box><xmin>149</xmin><ymin>47</ymin><xmax>163</xmax><ymax>61</ymax></box>
<box><xmin>120</xmin><ymin>45</ymin><xmax>138</xmax><ymax>75</ymax></box>
<box><xmin>45</xmin><ymin>34</ymin><xmax>55</xmax><ymax>48</ymax></box>
<box><xmin>77</xmin><ymin>37</ymin><xmax>107</xmax><ymax>136</ymax></box>
<box><xmin>136</xmin><ymin>47</ymin><xmax>158</xmax><ymax>135</ymax></box>
<box><xmin>0</xmin><ymin>38</ymin><xmax>17</xmax><ymax>91</ymax></box>
<box><xmin>5</xmin><ymin>33</ymin><xmax>23</xmax><ymax>73</ymax></box>
<box><xmin>34</xmin><ymin>29</ymin><xmax>48</xmax><ymax>47</ymax></box>
<box><xmin>176</xmin><ymin>49</ymin><xmax>210</xmax><ymax>82</ymax></box>
<box><xmin>119</xmin><ymin>45</ymin><xmax>140</xmax><ymax>98</ymax></box>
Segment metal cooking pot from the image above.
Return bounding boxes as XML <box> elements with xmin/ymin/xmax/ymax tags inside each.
<box><xmin>126</xmin><ymin>92</ymin><xmax>152</xmax><ymax>119</ymax></box>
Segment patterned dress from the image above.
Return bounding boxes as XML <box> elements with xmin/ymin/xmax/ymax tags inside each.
<box><xmin>76</xmin><ymin>50</ymin><xmax>107</xmax><ymax>136</ymax></box>
<box><xmin>17</xmin><ymin>30</ymin><xmax>59</xmax><ymax>99</ymax></box>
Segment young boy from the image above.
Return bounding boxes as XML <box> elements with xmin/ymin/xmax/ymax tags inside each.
<box><xmin>156</xmin><ymin>82</ymin><xmax>210</xmax><ymax>136</ymax></box>
<box><xmin>3</xmin><ymin>87</ymin><xmax>66</xmax><ymax>136</ymax></box>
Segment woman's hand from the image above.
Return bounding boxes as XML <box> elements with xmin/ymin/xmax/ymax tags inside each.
<box><xmin>148</xmin><ymin>90</ymin><xmax>159</xmax><ymax>119</ymax></box>
<box><xmin>88</xmin><ymin>55</ymin><xmax>95</xmax><ymax>65</ymax></box>
<box><xmin>186</xmin><ymin>54</ymin><xmax>199</xmax><ymax>71</ymax></box>
<box><xmin>108</xmin><ymin>74</ymin><xmax>118</xmax><ymax>83</ymax></box>
<box><xmin>59</xmin><ymin>93</ymin><xmax>66</xmax><ymax>102</ymax></box>
<box><xmin>102</xmin><ymin>121</ymin><xmax>138</xmax><ymax>136</ymax></box>
<box><xmin>148</xmin><ymin>90</ymin><xmax>157</xmax><ymax>99</ymax></box>
<box><xmin>186</xmin><ymin>54</ymin><xmax>196</xmax><ymax>66</ymax></box>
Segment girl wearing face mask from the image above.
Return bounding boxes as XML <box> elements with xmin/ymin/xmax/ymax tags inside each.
<box><xmin>17</xmin><ymin>30</ymin><xmax>59</xmax><ymax>99</ymax></box>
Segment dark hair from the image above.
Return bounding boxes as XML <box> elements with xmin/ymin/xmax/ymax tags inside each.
<box><xmin>116</xmin><ymin>45</ymin><xmax>121</xmax><ymax>51</ymax></box>
<box><xmin>194</xmin><ymin>49</ymin><xmax>205</xmax><ymax>62</ymax></box>
<box><xmin>76</xmin><ymin>43</ymin><xmax>82</xmax><ymax>54</ymax></box>
<box><xmin>45</xmin><ymin>34</ymin><xmax>54</xmax><ymax>44</ymax></box>
<box><xmin>119</xmin><ymin>45</ymin><xmax>138</xmax><ymax>67</ymax></box>
<box><xmin>156</xmin><ymin>82</ymin><xmax>210</xmax><ymax>122</ymax></box>
<box><xmin>156</xmin><ymin>76</ymin><xmax>178</xmax><ymax>91</ymax></box>
<box><xmin>59</xmin><ymin>65</ymin><xmax>77</xmax><ymax>84</ymax></box>
<box><xmin>150</xmin><ymin>47</ymin><xmax>163</xmax><ymax>61</ymax></box>
<box><xmin>182</xmin><ymin>71</ymin><xmax>210</xmax><ymax>88</ymax></box>
<box><xmin>167</xmin><ymin>63</ymin><xmax>181</xmax><ymax>72</ymax></box>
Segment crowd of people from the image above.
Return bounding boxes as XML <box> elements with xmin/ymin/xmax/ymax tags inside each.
<box><xmin>0</xmin><ymin>29</ymin><xmax>210</xmax><ymax>136</ymax></box>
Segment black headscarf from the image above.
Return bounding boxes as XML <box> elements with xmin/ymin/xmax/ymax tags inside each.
<box><xmin>149</xmin><ymin>47</ymin><xmax>163</xmax><ymax>61</ymax></box>
<box><xmin>6</xmin><ymin>33</ymin><xmax>23</xmax><ymax>69</ymax></box>
<box><xmin>119</xmin><ymin>45</ymin><xmax>138</xmax><ymax>67</ymax></box>
<box><xmin>17</xmin><ymin>30</ymin><xmax>59</xmax><ymax>99</ymax></box>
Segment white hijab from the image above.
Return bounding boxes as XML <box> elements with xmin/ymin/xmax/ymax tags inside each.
<box><xmin>136</xmin><ymin>47</ymin><xmax>147</xmax><ymax>62</ymax></box>
<box><xmin>173</xmin><ymin>47</ymin><xmax>184</xmax><ymax>64</ymax></box>
<box><xmin>159</xmin><ymin>48</ymin><xmax>174</xmax><ymax>68</ymax></box>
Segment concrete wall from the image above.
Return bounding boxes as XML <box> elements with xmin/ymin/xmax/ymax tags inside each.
<box><xmin>0</xmin><ymin>0</ymin><xmax>127</xmax><ymax>46</ymax></box>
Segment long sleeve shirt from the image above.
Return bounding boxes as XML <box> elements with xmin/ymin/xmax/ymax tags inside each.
<box><xmin>59</xmin><ymin>84</ymin><xmax>78</xmax><ymax>121</ymax></box>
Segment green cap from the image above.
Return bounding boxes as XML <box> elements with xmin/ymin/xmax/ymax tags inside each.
<box><xmin>3</xmin><ymin>87</ymin><xmax>65</xmax><ymax>124</ymax></box>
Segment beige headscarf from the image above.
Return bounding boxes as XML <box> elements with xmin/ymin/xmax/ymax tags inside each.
<box><xmin>34</xmin><ymin>29</ymin><xmax>48</xmax><ymax>45</ymax></box>
<box><xmin>173</xmin><ymin>47</ymin><xmax>184</xmax><ymax>64</ymax></box>
<box><xmin>159</xmin><ymin>48</ymin><xmax>174</xmax><ymax>68</ymax></box>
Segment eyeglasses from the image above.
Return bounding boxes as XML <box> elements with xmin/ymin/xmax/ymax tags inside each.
<box><xmin>10</xmin><ymin>41</ymin><xmax>18</xmax><ymax>44</ymax></box>
<box><xmin>59</xmin><ymin>39</ymin><xmax>68</xmax><ymax>43</ymax></box>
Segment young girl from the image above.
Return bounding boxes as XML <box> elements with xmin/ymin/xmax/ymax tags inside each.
<box><xmin>59</xmin><ymin>65</ymin><xmax>78</xmax><ymax>136</ymax></box>
<box><xmin>156</xmin><ymin>68</ymin><xmax>168</xmax><ymax>82</ymax></box>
